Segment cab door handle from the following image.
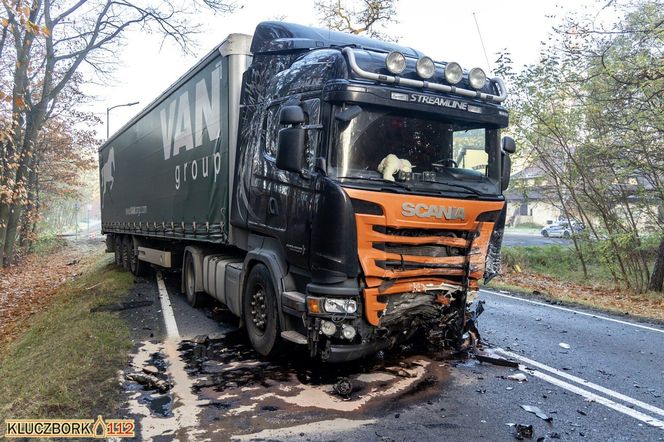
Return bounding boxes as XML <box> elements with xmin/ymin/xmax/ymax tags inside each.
<box><xmin>268</xmin><ymin>197</ymin><xmax>279</xmax><ymax>216</ymax></box>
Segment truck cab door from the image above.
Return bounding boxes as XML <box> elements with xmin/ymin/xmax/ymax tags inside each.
<box><xmin>283</xmin><ymin>98</ymin><xmax>321</xmax><ymax>270</ymax></box>
<box><xmin>253</xmin><ymin>98</ymin><xmax>321</xmax><ymax>271</ymax></box>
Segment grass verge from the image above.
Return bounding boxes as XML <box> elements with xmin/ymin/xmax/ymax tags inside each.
<box><xmin>0</xmin><ymin>252</ymin><xmax>133</xmax><ymax>420</ymax></box>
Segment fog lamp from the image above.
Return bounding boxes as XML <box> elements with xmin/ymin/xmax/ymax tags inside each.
<box><xmin>324</xmin><ymin>298</ymin><xmax>358</xmax><ymax>314</ymax></box>
<box><xmin>341</xmin><ymin>325</ymin><xmax>357</xmax><ymax>340</ymax></box>
<box><xmin>444</xmin><ymin>62</ymin><xmax>463</xmax><ymax>84</ymax></box>
<box><xmin>416</xmin><ymin>56</ymin><xmax>435</xmax><ymax>79</ymax></box>
<box><xmin>469</xmin><ymin>67</ymin><xmax>487</xmax><ymax>89</ymax></box>
<box><xmin>385</xmin><ymin>51</ymin><xmax>406</xmax><ymax>75</ymax></box>
<box><xmin>320</xmin><ymin>320</ymin><xmax>337</xmax><ymax>336</ymax></box>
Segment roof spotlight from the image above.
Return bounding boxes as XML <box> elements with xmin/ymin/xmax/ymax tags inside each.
<box><xmin>385</xmin><ymin>51</ymin><xmax>406</xmax><ymax>75</ymax></box>
<box><xmin>469</xmin><ymin>67</ymin><xmax>487</xmax><ymax>89</ymax></box>
<box><xmin>444</xmin><ymin>62</ymin><xmax>463</xmax><ymax>84</ymax></box>
<box><xmin>416</xmin><ymin>56</ymin><xmax>435</xmax><ymax>79</ymax></box>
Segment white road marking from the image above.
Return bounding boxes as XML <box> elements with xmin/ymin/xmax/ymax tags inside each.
<box><xmin>494</xmin><ymin>348</ymin><xmax>664</xmax><ymax>429</ymax></box>
<box><xmin>497</xmin><ymin>348</ymin><xmax>664</xmax><ymax>418</ymax></box>
<box><xmin>156</xmin><ymin>272</ymin><xmax>180</xmax><ymax>339</ymax></box>
<box><xmin>481</xmin><ymin>289</ymin><xmax>664</xmax><ymax>334</ymax></box>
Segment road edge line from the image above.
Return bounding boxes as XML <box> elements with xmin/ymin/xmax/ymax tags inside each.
<box><xmin>156</xmin><ymin>272</ymin><xmax>180</xmax><ymax>340</ymax></box>
<box><xmin>496</xmin><ymin>348</ymin><xmax>664</xmax><ymax>419</ymax></box>
<box><xmin>520</xmin><ymin>362</ymin><xmax>664</xmax><ymax>429</ymax></box>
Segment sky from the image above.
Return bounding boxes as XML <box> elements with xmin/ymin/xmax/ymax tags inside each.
<box><xmin>88</xmin><ymin>0</ymin><xmax>599</xmax><ymax>138</ymax></box>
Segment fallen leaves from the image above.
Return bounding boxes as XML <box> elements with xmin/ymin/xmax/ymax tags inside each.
<box><xmin>498</xmin><ymin>268</ymin><xmax>664</xmax><ymax>322</ymax></box>
<box><xmin>0</xmin><ymin>238</ymin><xmax>100</xmax><ymax>351</ymax></box>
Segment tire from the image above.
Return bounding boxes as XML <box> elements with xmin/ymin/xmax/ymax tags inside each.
<box><xmin>243</xmin><ymin>264</ymin><xmax>282</xmax><ymax>357</ymax></box>
<box><xmin>114</xmin><ymin>235</ymin><xmax>123</xmax><ymax>267</ymax></box>
<box><xmin>183</xmin><ymin>253</ymin><xmax>204</xmax><ymax>307</ymax></box>
<box><xmin>542</xmin><ymin>231</ymin><xmax>549</xmax><ymax>238</ymax></box>
<box><xmin>121</xmin><ymin>236</ymin><xmax>132</xmax><ymax>271</ymax></box>
<box><xmin>129</xmin><ymin>237</ymin><xmax>146</xmax><ymax>276</ymax></box>
<box><xmin>563</xmin><ymin>231</ymin><xmax>571</xmax><ymax>239</ymax></box>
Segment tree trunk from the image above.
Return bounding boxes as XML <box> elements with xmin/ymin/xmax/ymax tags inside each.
<box><xmin>648</xmin><ymin>236</ymin><xmax>664</xmax><ymax>292</ymax></box>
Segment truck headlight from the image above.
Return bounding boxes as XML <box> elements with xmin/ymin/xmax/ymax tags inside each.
<box><xmin>444</xmin><ymin>62</ymin><xmax>463</xmax><ymax>84</ymax></box>
<box><xmin>320</xmin><ymin>320</ymin><xmax>337</xmax><ymax>336</ymax></box>
<box><xmin>341</xmin><ymin>324</ymin><xmax>357</xmax><ymax>340</ymax></box>
<box><xmin>385</xmin><ymin>51</ymin><xmax>406</xmax><ymax>74</ymax></box>
<box><xmin>324</xmin><ymin>298</ymin><xmax>358</xmax><ymax>314</ymax></box>
<box><xmin>469</xmin><ymin>67</ymin><xmax>487</xmax><ymax>89</ymax></box>
<box><xmin>416</xmin><ymin>56</ymin><xmax>435</xmax><ymax>79</ymax></box>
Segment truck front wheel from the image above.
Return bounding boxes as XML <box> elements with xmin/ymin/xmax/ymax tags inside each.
<box><xmin>243</xmin><ymin>264</ymin><xmax>282</xmax><ymax>357</ymax></box>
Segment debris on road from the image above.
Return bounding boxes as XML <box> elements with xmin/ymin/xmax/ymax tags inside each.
<box><xmin>513</xmin><ymin>423</ymin><xmax>534</xmax><ymax>440</ymax></box>
<box><xmin>333</xmin><ymin>378</ymin><xmax>353</xmax><ymax>399</ymax></box>
<box><xmin>558</xmin><ymin>342</ymin><xmax>571</xmax><ymax>349</ymax></box>
<box><xmin>143</xmin><ymin>365</ymin><xmax>159</xmax><ymax>376</ymax></box>
<box><xmin>520</xmin><ymin>404</ymin><xmax>553</xmax><ymax>422</ymax></box>
<box><xmin>507</xmin><ymin>373</ymin><xmax>528</xmax><ymax>382</ymax></box>
<box><xmin>475</xmin><ymin>351</ymin><xmax>519</xmax><ymax>368</ymax></box>
<box><xmin>193</xmin><ymin>335</ymin><xmax>209</xmax><ymax>345</ymax></box>
<box><xmin>126</xmin><ymin>372</ymin><xmax>170</xmax><ymax>393</ymax></box>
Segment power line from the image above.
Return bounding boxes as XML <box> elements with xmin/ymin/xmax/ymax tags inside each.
<box><xmin>473</xmin><ymin>12</ymin><xmax>492</xmax><ymax>73</ymax></box>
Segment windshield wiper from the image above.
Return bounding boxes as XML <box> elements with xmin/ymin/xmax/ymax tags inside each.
<box><xmin>336</xmin><ymin>176</ymin><xmax>412</xmax><ymax>191</ymax></box>
<box><xmin>426</xmin><ymin>180</ymin><xmax>485</xmax><ymax>196</ymax></box>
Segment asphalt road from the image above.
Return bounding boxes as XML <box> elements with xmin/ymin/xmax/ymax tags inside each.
<box><xmin>503</xmin><ymin>230</ymin><xmax>573</xmax><ymax>247</ymax></box>
<box><xmin>121</xmin><ymin>272</ymin><xmax>664</xmax><ymax>441</ymax></box>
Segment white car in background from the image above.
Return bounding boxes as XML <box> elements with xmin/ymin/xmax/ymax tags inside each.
<box><xmin>541</xmin><ymin>221</ymin><xmax>584</xmax><ymax>238</ymax></box>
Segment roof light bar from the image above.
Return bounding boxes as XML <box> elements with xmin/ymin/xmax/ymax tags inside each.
<box><xmin>342</xmin><ymin>48</ymin><xmax>507</xmax><ymax>103</ymax></box>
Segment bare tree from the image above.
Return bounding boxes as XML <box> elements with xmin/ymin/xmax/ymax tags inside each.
<box><xmin>0</xmin><ymin>0</ymin><xmax>237</xmax><ymax>265</ymax></box>
<box><xmin>314</xmin><ymin>0</ymin><xmax>398</xmax><ymax>41</ymax></box>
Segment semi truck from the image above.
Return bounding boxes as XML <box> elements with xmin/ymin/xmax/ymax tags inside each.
<box><xmin>100</xmin><ymin>22</ymin><xmax>516</xmax><ymax>362</ymax></box>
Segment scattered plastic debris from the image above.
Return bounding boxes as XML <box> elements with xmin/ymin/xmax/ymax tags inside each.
<box><xmin>475</xmin><ymin>351</ymin><xmax>519</xmax><ymax>368</ymax></box>
<box><xmin>508</xmin><ymin>423</ymin><xmax>534</xmax><ymax>440</ymax></box>
<box><xmin>126</xmin><ymin>372</ymin><xmax>170</xmax><ymax>393</ymax></box>
<box><xmin>142</xmin><ymin>365</ymin><xmax>159</xmax><ymax>376</ymax></box>
<box><xmin>520</xmin><ymin>404</ymin><xmax>553</xmax><ymax>422</ymax></box>
<box><xmin>559</xmin><ymin>342</ymin><xmax>571</xmax><ymax>349</ymax></box>
<box><xmin>507</xmin><ymin>373</ymin><xmax>528</xmax><ymax>382</ymax></box>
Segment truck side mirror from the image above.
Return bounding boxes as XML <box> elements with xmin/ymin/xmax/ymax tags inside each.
<box><xmin>502</xmin><ymin>136</ymin><xmax>516</xmax><ymax>154</ymax></box>
<box><xmin>277</xmin><ymin>127</ymin><xmax>305</xmax><ymax>173</ymax></box>
<box><xmin>501</xmin><ymin>152</ymin><xmax>512</xmax><ymax>191</ymax></box>
<box><xmin>279</xmin><ymin>105</ymin><xmax>305</xmax><ymax>125</ymax></box>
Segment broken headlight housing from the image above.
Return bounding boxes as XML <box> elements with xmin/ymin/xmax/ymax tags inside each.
<box><xmin>324</xmin><ymin>298</ymin><xmax>358</xmax><ymax>314</ymax></box>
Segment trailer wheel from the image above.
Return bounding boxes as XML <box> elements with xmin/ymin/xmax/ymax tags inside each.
<box><xmin>129</xmin><ymin>238</ymin><xmax>146</xmax><ymax>277</ymax></box>
<box><xmin>183</xmin><ymin>253</ymin><xmax>204</xmax><ymax>307</ymax></box>
<box><xmin>121</xmin><ymin>236</ymin><xmax>132</xmax><ymax>271</ymax></box>
<box><xmin>114</xmin><ymin>235</ymin><xmax>123</xmax><ymax>267</ymax></box>
<box><xmin>243</xmin><ymin>264</ymin><xmax>282</xmax><ymax>357</ymax></box>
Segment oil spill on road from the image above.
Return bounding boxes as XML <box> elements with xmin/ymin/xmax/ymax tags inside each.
<box><xmin>177</xmin><ymin>331</ymin><xmax>459</xmax><ymax>438</ymax></box>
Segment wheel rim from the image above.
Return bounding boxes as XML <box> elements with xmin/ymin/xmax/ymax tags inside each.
<box><xmin>250</xmin><ymin>284</ymin><xmax>268</xmax><ymax>333</ymax></box>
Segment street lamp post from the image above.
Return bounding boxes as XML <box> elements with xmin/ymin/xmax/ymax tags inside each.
<box><xmin>106</xmin><ymin>101</ymin><xmax>139</xmax><ymax>139</ymax></box>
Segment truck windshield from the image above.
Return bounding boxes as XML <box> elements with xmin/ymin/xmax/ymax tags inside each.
<box><xmin>329</xmin><ymin>104</ymin><xmax>500</xmax><ymax>195</ymax></box>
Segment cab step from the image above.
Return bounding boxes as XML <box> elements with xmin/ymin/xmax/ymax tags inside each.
<box><xmin>281</xmin><ymin>330</ymin><xmax>308</xmax><ymax>345</ymax></box>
